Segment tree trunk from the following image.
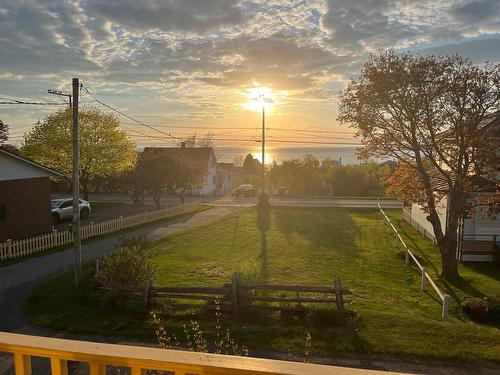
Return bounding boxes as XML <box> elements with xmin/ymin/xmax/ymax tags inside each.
<box><xmin>153</xmin><ymin>190</ymin><xmax>161</xmax><ymax>210</ymax></box>
<box><xmin>81</xmin><ymin>179</ymin><xmax>89</xmax><ymax>201</ymax></box>
<box><xmin>180</xmin><ymin>187</ymin><xmax>186</xmax><ymax>204</ymax></box>
<box><xmin>440</xmin><ymin>238</ymin><xmax>459</xmax><ymax>279</ymax></box>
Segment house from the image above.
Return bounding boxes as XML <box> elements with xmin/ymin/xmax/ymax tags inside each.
<box><xmin>403</xmin><ymin>112</ymin><xmax>500</xmax><ymax>262</ymax></box>
<box><xmin>216</xmin><ymin>162</ymin><xmax>233</xmax><ymax>196</ymax></box>
<box><xmin>0</xmin><ymin>149</ymin><xmax>63</xmax><ymax>241</ymax></box>
<box><xmin>142</xmin><ymin>145</ymin><xmax>218</xmax><ymax>196</ymax></box>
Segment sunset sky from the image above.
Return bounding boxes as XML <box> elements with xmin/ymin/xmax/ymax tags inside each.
<box><xmin>1</xmin><ymin>0</ymin><xmax>500</xmax><ymax>155</ymax></box>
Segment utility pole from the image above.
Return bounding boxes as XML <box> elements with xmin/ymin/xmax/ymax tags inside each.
<box><xmin>261</xmin><ymin>102</ymin><xmax>265</xmax><ymax>192</ymax></box>
<box><xmin>48</xmin><ymin>89</ymin><xmax>72</xmax><ymax>108</ymax></box>
<box><xmin>72</xmin><ymin>78</ymin><xmax>81</xmax><ymax>287</ymax></box>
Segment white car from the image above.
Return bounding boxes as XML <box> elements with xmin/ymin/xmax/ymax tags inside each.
<box><xmin>51</xmin><ymin>198</ymin><xmax>91</xmax><ymax>223</ymax></box>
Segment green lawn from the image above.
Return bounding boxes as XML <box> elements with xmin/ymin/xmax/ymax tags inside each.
<box><xmin>25</xmin><ymin>207</ymin><xmax>500</xmax><ymax>364</ymax></box>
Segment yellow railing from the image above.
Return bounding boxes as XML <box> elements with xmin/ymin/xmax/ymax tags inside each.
<box><xmin>0</xmin><ymin>332</ymin><xmax>409</xmax><ymax>375</ymax></box>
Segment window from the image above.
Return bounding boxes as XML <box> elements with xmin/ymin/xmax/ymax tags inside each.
<box><xmin>60</xmin><ymin>200</ymin><xmax>72</xmax><ymax>208</ymax></box>
<box><xmin>0</xmin><ymin>204</ymin><xmax>6</xmax><ymax>221</ymax></box>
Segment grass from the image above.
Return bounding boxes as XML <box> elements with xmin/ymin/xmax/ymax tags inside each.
<box><xmin>24</xmin><ymin>207</ymin><xmax>500</xmax><ymax>365</ymax></box>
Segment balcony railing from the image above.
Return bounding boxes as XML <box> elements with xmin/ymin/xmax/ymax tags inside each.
<box><xmin>0</xmin><ymin>332</ymin><xmax>410</xmax><ymax>375</ymax></box>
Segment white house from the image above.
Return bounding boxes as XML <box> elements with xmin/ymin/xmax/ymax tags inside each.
<box><xmin>142</xmin><ymin>145</ymin><xmax>222</xmax><ymax>196</ymax></box>
<box><xmin>403</xmin><ymin>112</ymin><xmax>500</xmax><ymax>263</ymax></box>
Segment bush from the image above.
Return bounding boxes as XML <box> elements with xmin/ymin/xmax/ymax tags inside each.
<box><xmin>97</xmin><ymin>234</ymin><xmax>157</xmax><ymax>288</ymax></box>
<box><xmin>462</xmin><ymin>296</ymin><xmax>490</xmax><ymax>321</ymax></box>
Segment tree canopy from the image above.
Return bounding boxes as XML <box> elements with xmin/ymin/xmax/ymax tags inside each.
<box><xmin>0</xmin><ymin>119</ymin><xmax>18</xmax><ymax>153</ymax></box>
<box><xmin>338</xmin><ymin>50</ymin><xmax>500</xmax><ymax>279</ymax></box>
<box><xmin>22</xmin><ymin>107</ymin><xmax>136</xmax><ymax>199</ymax></box>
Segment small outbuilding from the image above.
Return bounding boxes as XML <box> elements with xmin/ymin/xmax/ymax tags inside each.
<box><xmin>0</xmin><ymin>149</ymin><xmax>63</xmax><ymax>241</ymax></box>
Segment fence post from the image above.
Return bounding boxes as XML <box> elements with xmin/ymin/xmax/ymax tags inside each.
<box><xmin>144</xmin><ymin>281</ymin><xmax>152</xmax><ymax>308</ymax></box>
<box><xmin>232</xmin><ymin>272</ymin><xmax>239</xmax><ymax>311</ymax></box>
<box><xmin>52</xmin><ymin>229</ymin><xmax>58</xmax><ymax>247</ymax></box>
<box><xmin>119</xmin><ymin>215</ymin><xmax>123</xmax><ymax>230</ymax></box>
<box><xmin>442</xmin><ymin>294</ymin><xmax>450</xmax><ymax>321</ymax></box>
<box><xmin>421</xmin><ymin>267</ymin><xmax>426</xmax><ymax>291</ymax></box>
<box><xmin>144</xmin><ymin>210</ymin><xmax>148</xmax><ymax>223</ymax></box>
<box><xmin>334</xmin><ymin>277</ymin><xmax>344</xmax><ymax>315</ymax></box>
<box><xmin>404</xmin><ymin>246</ymin><xmax>409</xmax><ymax>265</ymax></box>
<box><xmin>89</xmin><ymin>222</ymin><xmax>95</xmax><ymax>237</ymax></box>
<box><xmin>6</xmin><ymin>239</ymin><xmax>12</xmax><ymax>259</ymax></box>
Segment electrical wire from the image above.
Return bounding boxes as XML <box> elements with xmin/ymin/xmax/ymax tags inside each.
<box><xmin>83</xmin><ymin>88</ymin><xmax>180</xmax><ymax>144</ymax></box>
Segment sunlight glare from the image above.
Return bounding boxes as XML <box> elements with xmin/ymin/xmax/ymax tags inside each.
<box><xmin>243</xmin><ymin>86</ymin><xmax>275</xmax><ymax>112</ymax></box>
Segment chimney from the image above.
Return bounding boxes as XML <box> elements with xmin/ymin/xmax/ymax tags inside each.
<box><xmin>181</xmin><ymin>141</ymin><xmax>186</xmax><ymax>148</ymax></box>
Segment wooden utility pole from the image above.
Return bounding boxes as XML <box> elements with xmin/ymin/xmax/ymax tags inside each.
<box><xmin>72</xmin><ymin>77</ymin><xmax>81</xmax><ymax>286</ymax></box>
<box><xmin>261</xmin><ymin>103</ymin><xmax>265</xmax><ymax>192</ymax></box>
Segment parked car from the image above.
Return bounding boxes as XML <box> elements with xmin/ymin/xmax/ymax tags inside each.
<box><xmin>234</xmin><ymin>184</ymin><xmax>257</xmax><ymax>197</ymax></box>
<box><xmin>51</xmin><ymin>199</ymin><xmax>91</xmax><ymax>223</ymax></box>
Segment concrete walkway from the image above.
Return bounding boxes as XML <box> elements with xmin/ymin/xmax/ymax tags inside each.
<box><xmin>0</xmin><ymin>206</ymin><xmax>241</xmax><ymax>332</ymax></box>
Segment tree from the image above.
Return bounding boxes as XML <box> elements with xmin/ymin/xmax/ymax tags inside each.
<box><xmin>134</xmin><ymin>151</ymin><xmax>178</xmax><ymax>209</ymax></box>
<box><xmin>133</xmin><ymin>149</ymin><xmax>206</xmax><ymax>209</ymax></box>
<box><xmin>326</xmin><ymin>163</ymin><xmax>387</xmax><ymax>197</ymax></box>
<box><xmin>338</xmin><ymin>50</ymin><xmax>500</xmax><ymax>279</ymax></box>
<box><xmin>242</xmin><ymin>153</ymin><xmax>261</xmax><ymax>176</ymax></box>
<box><xmin>182</xmin><ymin>132</ymin><xmax>213</xmax><ymax>148</ymax></box>
<box><xmin>22</xmin><ymin>108</ymin><xmax>136</xmax><ymax>200</ymax></box>
<box><xmin>267</xmin><ymin>155</ymin><xmax>327</xmax><ymax>196</ymax></box>
<box><xmin>0</xmin><ymin>120</ymin><xmax>18</xmax><ymax>153</ymax></box>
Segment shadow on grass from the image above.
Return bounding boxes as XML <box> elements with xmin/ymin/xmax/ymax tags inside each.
<box><xmin>272</xmin><ymin>207</ymin><xmax>360</xmax><ymax>257</ymax></box>
<box><xmin>387</xmin><ymin>213</ymin><xmax>489</xmax><ymax>303</ymax></box>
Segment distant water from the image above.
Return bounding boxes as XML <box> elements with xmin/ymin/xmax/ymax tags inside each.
<box><xmin>214</xmin><ymin>146</ymin><xmax>364</xmax><ymax>165</ymax></box>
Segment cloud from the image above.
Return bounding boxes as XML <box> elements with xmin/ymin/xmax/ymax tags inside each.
<box><xmin>416</xmin><ymin>37</ymin><xmax>500</xmax><ymax>63</ymax></box>
<box><xmin>451</xmin><ymin>0</ymin><xmax>500</xmax><ymax>24</ymax></box>
<box><xmin>85</xmin><ymin>0</ymin><xmax>249</xmax><ymax>33</ymax></box>
<box><xmin>1</xmin><ymin>0</ymin><xmax>500</xmax><ymax>137</ymax></box>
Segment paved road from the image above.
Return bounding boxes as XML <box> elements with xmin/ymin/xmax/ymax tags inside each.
<box><xmin>208</xmin><ymin>197</ymin><xmax>401</xmax><ymax>208</ymax></box>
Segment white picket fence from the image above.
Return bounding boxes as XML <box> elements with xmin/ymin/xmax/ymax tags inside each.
<box><xmin>377</xmin><ymin>202</ymin><xmax>451</xmax><ymax>320</ymax></box>
<box><xmin>0</xmin><ymin>200</ymin><xmax>202</xmax><ymax>261</ymax></box>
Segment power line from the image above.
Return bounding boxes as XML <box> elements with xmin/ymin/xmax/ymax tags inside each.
<box><xmin>0</xmin><ymin>101</ymin><xmax>67</xmax><ymax>105</ymax></box>
<box><xmin>268</xmin><ymin>127</ymin><xmax>355</xmax><ymax>134</ymax></box>
<box><xmin>83</xmin><ymin>88</ymin><xmax>180</xmax><ymax>144</ymax></box>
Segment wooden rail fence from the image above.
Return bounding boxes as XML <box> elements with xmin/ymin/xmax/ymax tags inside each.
<box><xmin>377</xmin><ymin>202</ymin><xmax>450</xmax><ymax>320</ymax></box>
<box><xmin>0</xmin><ymin>200</ymin><xmax>202</xmax><ymax>261</ymax></box>
<box><xmin>96</xmin><ymin>272</ymin><xmax>352</xmax><ymax>314</ymax></box>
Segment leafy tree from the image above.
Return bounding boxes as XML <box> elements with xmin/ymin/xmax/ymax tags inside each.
<box><xmin>242</xmin><ymin>153</ymin><xmax>261</xmax><ymax>176</ymax></box>
<box><xmin>133</xmin><ymin>149</ymin><xmax>206</xmax><ymax>209</ymax></box>
<box><xmin>326</xmin><ymin>163</ymin><xmax>387</xmax><ymax>197</ymax></box>
<box><xmin>338</xmin><ymin>50</ymin><xmax>500</xmax><ymax>279</ymax></box>
<box><xmin>0</xmin><ymin>119</ymin><xmax>18</xmax><ymax>153</ymax></box>
<box><xmin>22</xmin><ymin>108</ymin><xmax>136</xmax><ymax>200</ymax></box>
<box><xmin>268</xmin><ymin>155</ymin><xmax>327</xmax><ymax>196</ymax></box>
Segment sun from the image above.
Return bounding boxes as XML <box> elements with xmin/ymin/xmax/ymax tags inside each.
<box><xmin>242</xmin><ymin>86</ymin><xmax>275</xmax><ymax>112</ymax></box>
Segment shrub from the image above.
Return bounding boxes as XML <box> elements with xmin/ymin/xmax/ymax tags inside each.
<box><xmin>97</xmin><ymin>234</ymin><xmax>157</xmax><ymax>288</ymax></box>
<box><xmin>462</xmin><ymin>296</ymin><xmax>490</xmax><ymax>321</ymax></box>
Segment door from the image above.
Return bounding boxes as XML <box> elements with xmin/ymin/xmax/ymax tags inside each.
<box><xmin>59</xmin><ymin>200</ymin><xmax>73</xmax><ymax>220</ymax></box>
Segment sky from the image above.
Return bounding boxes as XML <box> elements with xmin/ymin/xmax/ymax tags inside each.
<box><xmin>1</xmin><ymin>0</ymin><xmax>499</xmax><ymax>156</ymax></box>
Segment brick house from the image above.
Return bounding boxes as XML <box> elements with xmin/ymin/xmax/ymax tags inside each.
<box><xmin>0</xmin><ymin>149</ymin><xmax>63</xmax><ymax>241</ymax></box>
